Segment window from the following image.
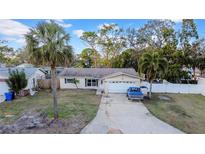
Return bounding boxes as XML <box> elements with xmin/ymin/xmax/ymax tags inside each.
<box><xmin>85</xmin><ymin>78</ymin><xmax>98</xmax><ymax>87</ymax></box>
<box><xmin>65</xmin><ymin>78</ymin><xmax>76</xmax><ymax>84</ymax></box>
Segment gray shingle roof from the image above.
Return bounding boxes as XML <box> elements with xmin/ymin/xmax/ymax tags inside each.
<box><xmin>0</xmin><ymin>67</ymin><xmax>40</xmax><ymax>79</ymax></box>
<box><xmin>58</xmin><ymin>68</ymin><xmax>137</xmax><ymax>78</ymax></box>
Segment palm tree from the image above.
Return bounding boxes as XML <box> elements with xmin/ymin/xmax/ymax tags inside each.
<box><xmin>25</xmin><ymin>20</ymin><xmax>73</xmax><ymax>119</ymax></box>
<box><xmin>139</xmin><ymin>51</ymin><xmax>168</xmax><ymax>98</ymax></box>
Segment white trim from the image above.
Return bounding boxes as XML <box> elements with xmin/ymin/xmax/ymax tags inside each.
<box><xmin>101</xmin><ymin>72</ymin><xmax>142</xmax><ymax>80</ymax></box>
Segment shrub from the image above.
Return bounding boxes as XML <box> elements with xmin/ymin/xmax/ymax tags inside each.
<box><xmin>6</xmin><ymin>69</ymin><xmax>27</xmax><ymax>95</ymax></box>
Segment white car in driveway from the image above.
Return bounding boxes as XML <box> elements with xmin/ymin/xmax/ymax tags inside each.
<box><xmin>140</xmin><ymin>86</ymin><xmax>148</xmax><ymax>97</ymax></box>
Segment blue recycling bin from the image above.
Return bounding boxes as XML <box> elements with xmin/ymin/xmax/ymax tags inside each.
<box><xmin>11</xmin><ymin>91</ymin><xmax>15</xmax><ymax>99</ymax></box>
<box><xmin>4</xmin><ymin>92</ymin><xmax>13</xmax><ymax>101</ymax></box>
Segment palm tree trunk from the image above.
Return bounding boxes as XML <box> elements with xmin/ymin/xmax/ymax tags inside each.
<box><xmin>193</xmin><ymin>67</ymin><xmax>196</xmax><ymax>80</ymax></box>
<box><xmin>51</xmin><ymin>67</ymin><xmax>58</xmax><ymax>119</ymax></box>
<box><xmin>149</xmin><ymin>81</ymin><xmax>152</xmax><ymax>99</ymax></box>
<box><xmin>94</xmin><ymin>55</ymin><xmax>97</xmax><ymax>68</ymax></box>
<box><xmin>94</xmin><ymin>49</ymin><xmax>97</xmax><ymax>68</ymax></box>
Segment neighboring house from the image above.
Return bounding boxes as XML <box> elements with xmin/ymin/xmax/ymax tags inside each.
<box><xmin>0</xmin><ymin>67</ymin><xmax>46</xmax><ymax>97</ymax></box>
<box><xmin>0</xmin><ymin>63</ymin><xmax>6</xmax><ymax>68</ymax></box>
<box><xmin>41</xmin><ymin>66</ymin><xmax>64</xmax><ymax>79</ymax></box>
<box><xmin>59</xmin><ymin>68</ymin><xmax>143</xmax><ymax>93</ymax></box>
<box><xmin>16</xmin><ymin>63</ymin><xmax>34</xmax><ymax>68</ymax></box>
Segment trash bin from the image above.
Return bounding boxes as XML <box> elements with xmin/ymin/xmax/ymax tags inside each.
<box><xmin>4</xmin><ymin>92</ymin><xmax>13</xmax><ymax>101</ymax></box>
<box><xmin>11</xmin><ymin>91</ymin><xmax>15</xmax><ymax>99</ymax></box>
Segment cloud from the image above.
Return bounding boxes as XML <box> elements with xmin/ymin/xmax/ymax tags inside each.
<box><xmin>97</xmin><ymin>23</ymin><xmax>116</xmax><ymax>29</ymax></box>
<box><xmin>97</xmin><ymin>23</ymin><xmax>119</xmax><ymax>30</ymax></box>
<box><xmin>98</xmin><ymin>23</ymin><xmax>110</xmax><ymax>29</ymax></box>
<box><xmin>15</xmin><ymin>38</ymin><xmax>26</xmax><ymax>45</ymax></box>
<box><xmin>0</xmin><ymin>19</ymin><xmax>30</xmax><ymax>37</ymax></box>
<box><xmin>3</xmin><ymin>37</ymin><xmax>26</xmax><ymax>45</ymax></box>
<box><xmin>0</xmin><ymin>19</ymin><xmax>30</xmax><ymax>46</ymax></box>
<box><xmin>73</xmin><ymin>29</ymin><xmax>84</xmax><ymax>37</ymax></box>
<box><xmin>58</xmin><ymin>22</ymin><xmax>72</xmax><ymax>28</ymax></box>
<box><xmin>53</xmin><ymin>19</ymin><xmax>64</xmax><ymax>23</ymax></box>
<box><xmin>46</xmin><ymin>19</ymin><xmax>72</xmax><ymax>28</ymax></box>
<box><xmin>171</xmin><ymin>19</ymin><xmax>182</xmax><ymax>23</ymax></box>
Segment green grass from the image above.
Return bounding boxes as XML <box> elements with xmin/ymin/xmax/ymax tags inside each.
<box><xmin>144</xmin><ymin>93</ymin><xmax>205</xmax><ymax>133</ymax></box>
<box><xmin>0</xmin><ymin>89</ymin><xmax>101</xmax><ymax>124</ymax></box>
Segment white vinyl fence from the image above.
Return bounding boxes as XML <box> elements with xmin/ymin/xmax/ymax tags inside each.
<box><xmin>141</xmin><ymin>78</ymin><xmax>205</xmax><ymax>96</ymax></box>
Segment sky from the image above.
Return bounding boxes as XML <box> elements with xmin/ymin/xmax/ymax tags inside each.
<box><xmin>0</xmin><ymin>19</ymin><xmax>205</xmax><ymax>54</ymax></box>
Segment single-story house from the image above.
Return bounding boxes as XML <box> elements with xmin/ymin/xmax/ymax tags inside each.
<box><xmin>58</xmin><ymin>68</ymin><xmax>143</xmax><ymax>93</ymax></box>
<box><xmin>0</xmin><ymin>67</ymin><xmax>46</xmax><ymax>98</ymax></box>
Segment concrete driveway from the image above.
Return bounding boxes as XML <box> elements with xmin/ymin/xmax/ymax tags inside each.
<box><xmin>81</xmin><ymin>94</ymin><xmax>183</xmax><ymax>134</ymax></box>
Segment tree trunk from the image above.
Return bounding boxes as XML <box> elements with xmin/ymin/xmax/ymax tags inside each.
<box><xmin>149</xmin><ymin>81</ymin><xmax>152</xmax><ymax>99</ymax></box>
<box><xmin>51</xmin><ymin>67</ymin><xmax>58</xmax><ymax>119</ymax></box>
<box><xmin>93</xmin><ymin>49</ymin><xmax>97</xmax><ymax>68</ymax></box>
<box><xmin>193</xmin><ymin>67</ymin><xmax>196</xmax><ymax>80</ymax></box>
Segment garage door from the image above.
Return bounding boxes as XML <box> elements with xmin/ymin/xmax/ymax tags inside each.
<box><xmin>107</xmin><ymin>81</ymin><xmax>136</xmax><ymax>93</ymax></box>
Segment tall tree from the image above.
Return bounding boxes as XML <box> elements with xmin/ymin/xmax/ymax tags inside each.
<box><xmin>0</xmin><ymin>40</ymin><xmax>13</xmax><ymax>64</ymax></box>
<box><xmin>79</xmin><ymin>48</ymin><xmax>100</xmax><ymax>68</ymax></box>
<box><xmin>137</xmin><ymin>20</ymin><xmax>175</xmax><ymax>49</ymax></box>
<box><xmin>111</xmin><ymin>49</ymin><xmax>139</xmax><ymax>70</ymax></box>
<box><xmin>98</xmin><ymin>23</ymin><xmax>126</xmax><ymax>66</ymax></box>
<box><xmin>126</xmin><ymin>28</ymin><xmax>143</xmax><ymax>51</ymax></box>
<box><xmin>180</xmin><ymin>19</ymin><xmax>199</xmax><ymax>79</ymax></box>
<box><xmin>180</xmin><ymin>19</ymin><xmax>199</xmax><ymax>50</ymax></box>
<box><xmin>139</xmin><ymin>51</ymin><xmax>168</xmax><ymax>98</ymax></box>
<box><xmin>25</xmin><ymin>20</ymin><xmax>73</xmax><ymax>119</ymax></box>
<box><xmin>80</xmin><ymin>32</ymin><xmax>99</xmax><ymax>67</ymax></box>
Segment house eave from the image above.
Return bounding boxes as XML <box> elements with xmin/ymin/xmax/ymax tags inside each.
<box><xmin>101</xmin><ymin>72</ymin><xmax>144</xmax><ymax>80</ymax></box>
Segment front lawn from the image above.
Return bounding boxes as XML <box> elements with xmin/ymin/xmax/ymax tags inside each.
<box><xmin>0</xmin><ymin>89</ymin><xmax>101</xmax><ymax>133</ymax></box>
<box><xmin>144</xmin><ymin>93</ymin><xmax>205</xmax><ymax>133</ymax></box>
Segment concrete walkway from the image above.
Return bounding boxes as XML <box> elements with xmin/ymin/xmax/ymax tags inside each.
<box><xmin>81</xmin><ymin>94</ymin><xmax>184</xmax><ymax>134</ymax></box>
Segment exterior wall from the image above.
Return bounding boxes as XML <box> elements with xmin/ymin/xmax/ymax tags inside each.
<box><xmin>60</xmin><ymin>74</ymin><xmax>141</xmax><ymax>91</ymax></box>
<box><xmin>141</xmin><ymin>78</ymin><xmax>205</xmax><ymax>96</ymax></box>
<box><xmin>0</xmin><ymin>82</ymin><xmax>9</xmax><ymax>94</ymax></box>
<box><xmin>60</xmin><ymin>77</ymin><xmax>99</xmax><ymax>89</ymax></box>
<box><xmin>25</xmin><ymin>70</ymin><xmax>46</xmax><ymax>90</ymax></box>
<box><xmin>0</xmin><ymin>75</ymin><xmax>7</xmax><ymax>79</ymax></box>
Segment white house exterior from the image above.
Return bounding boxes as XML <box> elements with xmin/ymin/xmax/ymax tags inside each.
<box><xmin>0</xmin><ymin>67</ymin><xmax>46</xmax><ymax>102</ymax></box>
<box><xmin>59</xmin><ymin>68</ymin><xmax>142</xmax><ymax>93</ymax></box>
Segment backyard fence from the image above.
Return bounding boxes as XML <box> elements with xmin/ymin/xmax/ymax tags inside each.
<box><xmin>37</xmin><ymin>79</ymin><xmax>60</xmax><ymax>89</ymax></box>
<box><xmin>141</xmin><ymin>78</ymin><xmax>205</xmax><ymax>96</ymax></box>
